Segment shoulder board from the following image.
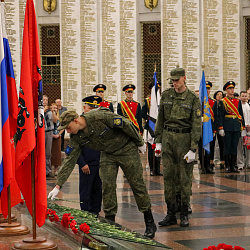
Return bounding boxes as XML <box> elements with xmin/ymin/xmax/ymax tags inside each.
<box><xmin>133</xmin><ymin>100</ymin><xmax>139</xmax><ymax>103</ymax></box>
<box><xmin>104</xmin><ymin>100</ymin><xmax>112</xmax><ymax>103</ymax></box>
<box><xmin>209</xmin><ymin>97</ymin><xmax>215</xmax><ymax>101</ymax></box>
<box><xmin>188</xmin><ymin>89</ymin><xmax>199</xmax><ymax>98</ymax></box>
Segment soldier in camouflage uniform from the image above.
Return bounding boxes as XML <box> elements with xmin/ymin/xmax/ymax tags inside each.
<box><xmin>154</xmin><ymin>68</ymin><xmax>202</xmax><ymax>227</ymax></box>
<box><xmin>48</xmin><ymin>105</ymin><xmax>157</xmax><ymax>238</ymax></box>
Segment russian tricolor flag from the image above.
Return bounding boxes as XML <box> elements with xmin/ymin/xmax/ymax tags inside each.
<box><xmin>0</xmin><ymin>1</ymin><xmax>18</xmax><ymax>210</ymax></box>
<box><xmin>0</xmin><ymin>8</ymin><xmax>12</xmax><ymax>193</ymax></box>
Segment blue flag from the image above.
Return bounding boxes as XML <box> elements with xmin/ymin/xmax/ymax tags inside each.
<box><xmin>199</xmin><ymin>71</ymin><xmax>213</xmax><ymax>153</ymax></box>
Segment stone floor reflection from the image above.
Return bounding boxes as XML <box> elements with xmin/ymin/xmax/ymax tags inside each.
<box><xmin>2</xmin><ymin>152</ymin><xmax>250</xmax><ymax>249</ymax></box>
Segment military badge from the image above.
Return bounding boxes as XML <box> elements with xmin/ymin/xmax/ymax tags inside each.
<box><xmin>196</xmin><ymin>109</ymin><xmax>201</xmax><ymax>117</ymax></box>
<box><xmin>43</xmin><ymin>0</ymin><xmax>57</xmax><ymax>14</ymax></box>
<box><xmin>113</xmin><ymin>118</ymin><xmax>122</xmax><ymax>127</ymax></box>
<box><xmin>65</xmin><ymin>145</ymin><xmax>74</xmax><ymax>155</ymax></box>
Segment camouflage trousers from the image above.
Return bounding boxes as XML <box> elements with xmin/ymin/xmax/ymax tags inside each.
<box><xmin>162</xmin><ymin>130</ymin><xmax>194</xmax><ymax>205</ymax></box>
<box><xmin>99</xmin><ymin>141</ymin><xmax>151</xmax><ymax>216</ymax></box>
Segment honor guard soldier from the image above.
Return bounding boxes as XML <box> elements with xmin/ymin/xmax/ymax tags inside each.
<box><xmin>142</xmin><ymin>82</ymin><xmax>162</xmax><ymax>176</ymax></box>
<box><xmin>117</xmin><ymin>84</ymin><xmax>143</xmax><ymax>134</ymax></box>
<box><xmin>93</xmin><ymin>84</ymin><xmax>114</xmax><ymax>112</ymax></box>
<box><xmin>77</xmin><ymin>95</ymin><xmax>102</xmax><ymax>215</ymax></box>
<box><xmin>154</xmin><ymin>67</ymin><xmax>202</xmax><ymax>227</ymax></box>
<box><xmin>222</xmin><ymin>81</ymin><xmax>245</xmax><ymax>173</ymax></box>
<box><xmin>48</xmin><ymin>103</ymin><xmax>157</xmax><ymax>238</ymax></box>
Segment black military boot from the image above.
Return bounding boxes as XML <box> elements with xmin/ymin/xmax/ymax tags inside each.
<box><xmin>230</xmin><ymin>154</ymin><xmax>239</xmax><ymax>173</ymax></box>
<box><xmin>148</xmin><ymin>155</ymin><xmax>155</xmax><ymax>176</ymax></box>
<box><xmin>105</xmin><ymin>215</ymin><xmax>115</xmax><ymax>222</ymax></box>
<box><xmin>180</xmin><ymin>203</ymin><xmax>189</xmax><ymax>227</ymax></box>
<box><xmin>155</xmin><ymin>157</ymin><xmax>163</xmax><ymax>176</ymax></box>
<box><xmin>225</xmin><ymin>155</ymin><xmax>231</xmax><ymax>173</ymax></box>
<box><xmin>158</xmin><ymin>203</ymin><xmax>177</xmax><ymax>226</ymax></box>
<box><xmin>188</xmin><ymin>204</ymin><xmax>192</xmax><ymax>214</ymax></box>
<box><xmin>175</xmin><ymin>193</ymin><xmax>181</xmax><ymax>213</ymax></box>
<box><xmin>143</xmin><ymin>209</ymin><xmax>157</xmax><ymax>239</ymax></box>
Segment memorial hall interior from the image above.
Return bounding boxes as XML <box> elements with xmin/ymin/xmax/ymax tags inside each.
<box><xmin>3</xmin><ymin>0</ymin><xmax>250</xmax><ymax>112</ymax></box>
<box><xmin>3</xmin><ymin>0</ymin><xmax>250</xmax><ymax>249</ymax></box>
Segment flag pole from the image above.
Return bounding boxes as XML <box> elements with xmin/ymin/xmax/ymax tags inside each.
<box><xmin>0</xmin><ymin>0</ymin><xmax>29</xmax><ymax>236</ymax></box>
<box><xmin>201</xmin><ymin>64</ymin><xmax>206</xmax><ymax>174</ymax></box>
<box><xmin>152</xmin><ymin>62</ymin><xmax>157</xmax><ymax>176</ymax></box>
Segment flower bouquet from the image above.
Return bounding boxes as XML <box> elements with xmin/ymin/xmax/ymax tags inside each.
<box><xmin>203</xmin><ymin>243</ymin><xmax>245</xmax><ymax>250</ymax></box>
<box><xmin>47</xmin><ymin>202</ymin><xmax>159</xmax><ymax>246</ymax></box>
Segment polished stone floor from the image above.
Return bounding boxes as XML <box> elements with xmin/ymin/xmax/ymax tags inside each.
<box><xmin>46</xmin><ymin>153</ymin><xmax>250</xmax><ymax>250</ymax></box>
<box><xmin>2</xmin><ymin>152</ymin><xmax>250</xmax><ymax>249</ymax></box>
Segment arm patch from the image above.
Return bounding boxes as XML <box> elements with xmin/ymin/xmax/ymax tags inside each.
<box><xmin>196</xmin><ymin>108</ymin><xmax>201</xmax><ymax>117</ymax></box>
<box><xmin>65</xmin><ymin>145</ymin><xmax>74</xmax><ymax>155</ymax></box>
<box><xmin>113</xmin><ymin>118</ymin><xmax>122</xmax><ymax>127</ymax></box>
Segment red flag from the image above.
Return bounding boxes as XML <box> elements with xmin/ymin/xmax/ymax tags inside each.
<box><xmin>0</xmin><ymin>2</ymin><xmax>21</xmax><ymax>217</ymax></box>
<box><xmin>15</xmin><ymin>0</ymin><xmax>47</xmax><ymax>227</ymax></box>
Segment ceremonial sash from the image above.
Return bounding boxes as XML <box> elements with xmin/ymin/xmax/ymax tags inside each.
<box><xmin>209</xmin><ymin>104</ymin><xmax>214</xmax><ymax>121</ymax></box>
<box><xmin>120</xmin><ymin>100</ymin><xmax>139</xmax><ymax>130</ymax></box>
<box><xmin>223</xmin><ymin>97</ymin><xmax>242</xmax><ymax>121</ymax></box>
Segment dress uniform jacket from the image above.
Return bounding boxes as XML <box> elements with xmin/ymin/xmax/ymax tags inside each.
<box><xmin>222</xmin><ymin>98</ymin><xmax>244</xmax><ymax>132</ymax></box>
<box><xmin>100</xmin><ymin>100</ymin><xmax>114</xmax><ymax>112</ymax></box>
<box><xmin>117</xmin><ymin>100</ymin><xmax>143</xmax><ymax>133</ymax></box>
<box><xmin>56</xmin><ymin>107</ymin><xmax>151</xmax><ymax>216</ymax></box>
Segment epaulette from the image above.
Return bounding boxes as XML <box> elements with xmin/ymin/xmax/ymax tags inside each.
<box><xmin>133</xmin><ymin>100</ymin><xmax>139</xmax><ymax>103</ymax></box>
<box><xmin>104</xmin><ymin>100</ymin><xmax>112</xmax><ymax>103</ymax></box>
<box><xmin>189</xmin><ymin>89</ymin><xmax>199</xmax><ymax>98</ymax></box>
<box><xmin>209</xmin><ymin>97</ymin><xmax>215</xmax><ymax>101</ymax></box>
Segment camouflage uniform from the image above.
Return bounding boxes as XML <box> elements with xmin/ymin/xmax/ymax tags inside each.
<box><xmin>56</xmin><ymin>107</ymin><xmax>151</xmax><ymax>216</ymax></box>
<box><xmin>155</xmin><ymin>87</ymin><xmax>201</xmax><ymax>206</ymax></box>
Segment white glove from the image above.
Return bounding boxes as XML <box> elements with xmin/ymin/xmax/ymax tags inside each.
<box><xmin>155</xmin><ymin>143</ymin><xmax>162</xmax><ymax>157</ymax></box>
<box><xmin>183</xmin><ymin>150</ymin><xmax>196</xmax><ymax>163</ymax></box>
<box><xmin>218</xmin><ymin>129</ymin><xmax>225</xmax><ymax>137</ymax></box>
<box><xmin>213</xmin><ymin>132</ymin><xmax>216</xmax><ymax>137</ymax></box>
<box><xmin>138</xmin><ymin>143</ymin><xmax>146</xmax><ymax>154</ymax></box>
<box><xmin>48</xmin><ymin>186</ymin><xmax>60</xmax><ymax>200</ymax></box>
<box><xmin>241</xmin><ymin>130</ymin><xmax>247</xmax><ymax>137</ymax></box>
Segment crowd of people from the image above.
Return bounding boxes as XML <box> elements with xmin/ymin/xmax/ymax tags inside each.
<box><xmin>46</xmin><ymin>68</ymin><xmax>250</xmax><ymax>239</ymax></box>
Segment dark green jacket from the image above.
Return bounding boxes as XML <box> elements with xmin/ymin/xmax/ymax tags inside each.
<box><xmin>155</xmin><ymin>87</ymin><xmax>202</xmax><ymax>150</ymax></box>
<box><xmin>56</xmin><ymin>107</ymin><xmax>144</xmax><ymax>187</ymax></box>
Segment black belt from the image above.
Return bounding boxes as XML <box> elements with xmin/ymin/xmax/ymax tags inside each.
<box><xmin>164</xmin><ymin>126</ymin><xmax>191</xmax><ymax>133</ymax></box>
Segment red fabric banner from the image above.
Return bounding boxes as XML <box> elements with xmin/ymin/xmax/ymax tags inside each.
<box><xmin>0</xmin><ymin>2</ymin><xmax>20</xmax><ymax>217</ymax></box>
<box><xmin>15</xmin><ymin>0</ymin><xmax>47</xmax><ymax>227</ymax></box>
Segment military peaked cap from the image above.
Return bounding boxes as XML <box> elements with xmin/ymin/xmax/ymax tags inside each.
<box><xmin>169</xmin><ymin>68</ymin><xmax>185</xmax><ymax>80</ymax></box>
<box><xmin>82</xmin><ymin>95</ymin><xmax>102</xmax><ymax>108</ymax></box>
<box><xmin>206</xmin><ymin>81</ymin><xmax>212</xmax><ymax>88</ymax></box>
<box><xmin>58</xmin><ymin>111</ymin><xmax>79</xmax><ymax>131</ymax></box>
<box><xmin>122</xmin><ymin>84</ymin><xmax>136</xmax><ymax>92</ymax></box>
<box><xmin>223</xmin><ymin>81</ymin><xmax>235</xmax><ymax>91</ymax></box>
<box><xmin>93</xmin><ymin>84</ymin><xmax>106</xmax><ymax>92</ymax></box>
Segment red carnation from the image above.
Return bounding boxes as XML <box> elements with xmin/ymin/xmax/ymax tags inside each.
<box><xmin>20</xmin><ymin>199</ymin><xmax>24</xmax><ymax>205</ymax></box>
<box><xmin>155</xmin><ymin>150</ymin><xmax>161</xmax><ymax>154</ymax></box>
<box><xmin>72</xmin><ymin>226</ymin><xmax>79</xmax><ymax>234</ymax></box>
<box><xmin>152</xmin><ymin>144</ymin><xmax>156</xmax><ymax>149</ymax></box>
<box><xmin>54</xmin><ymin>215</ymin><xmax>60</xmax><ymax>222</ymax></box>
<box><xmin>49</xmin><ymin>216</ymin><xmax>54</xmax><ymax>222</ymax></box>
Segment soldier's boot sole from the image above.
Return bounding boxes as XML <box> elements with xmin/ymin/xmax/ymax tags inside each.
<box><xmin>158</xmin><ymin>216</ymin><xmax>177</xmax><ymax>227</ymax></box>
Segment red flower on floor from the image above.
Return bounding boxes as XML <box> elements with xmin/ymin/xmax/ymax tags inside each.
<box><xmin>203</xmin><ymin>244</ymin><xmax>245</xmax><ymax>250</ymax></box>
<box><xmin>46</xmin><ymin>209</ymin><xmax>90</xmax><ymax>235</ymax></box>
<box><xmin>20</xmin><ymin>199</ymin><xmax>25</xmax><ymax>205</ymax></box>
<box><xmin>80</xmin><ymin>222</ymin><xmax>90</xmax><ymax>234</ymax></box>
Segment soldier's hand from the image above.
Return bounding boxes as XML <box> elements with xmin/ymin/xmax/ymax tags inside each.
<box><xmin>82</xmin><ymin>165</ymin><xmax>90</xmax><ymax>175</ymax></box>
<box><xmin>48</xmin><ymin>186</ymin><xmax>60</xmax><ymax>200</ymax></box>
<box><xmin>138</xmin><ymin>144</ymin><xmax>147</xmax><ymax>154</ymax></box>
<box><xmin>218</xmin><ymin>129</ymin><xmax>225</xmax><ymax>137</ymax></box>
<box><xmin>183</xmin><ymin>150</ymin><xmax>196</xmax><ymax>163</ymax></box>
<box><xmin>155</xmin><ymin>143</ymin><xmax>162</xmax><ymax>157</ymax></box>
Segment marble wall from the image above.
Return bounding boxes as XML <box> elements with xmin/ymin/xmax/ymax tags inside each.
<box><xmin>3</xmin><ymin>0</ymin><xmax>247</xmax><ymax>112</ymax></box>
